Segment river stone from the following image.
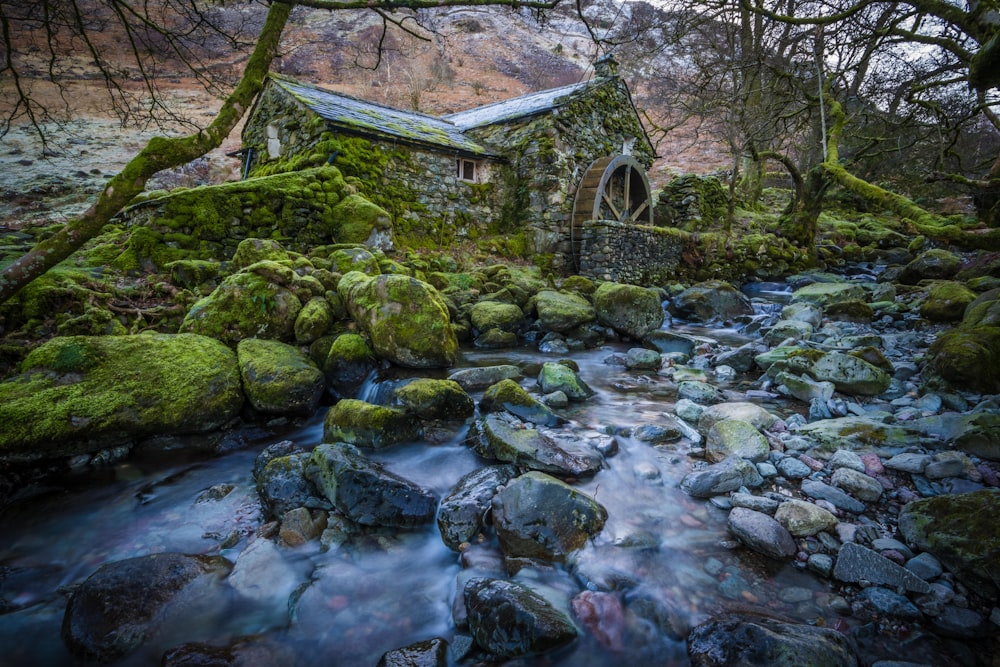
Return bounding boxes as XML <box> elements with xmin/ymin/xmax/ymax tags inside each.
<box><xmin>179</xmin><ymin>269</ymin><xmax>303</xmax><ymax>345</ymax></box>
<box><xmin>793</xmin><ymin>416</ymin><xmax>920</xmax><ymax>453</ymax></box>
<box><xmin>310</xmin><ymin>443</ymin><xmax>437</xmax><ymax>527</ymax></box>
<box><xmin>228</xmin><ymin>537</ymin><xmax>304</xmax><ymax>612</ymax></box>
<box><xmin>705</xmin><ymin>419</ymin><xmax>769</xmax><ymax>463</ymax></box>
<box><xmin>377</xmin><ymin>637</ymin><xmax>449</xmax><ymax>667</ymax></box>
<box><xmin>480</xmin><ymin>379</ymin><xmax>562</xmax><ymax>427</ymax></box>
<box><xmin>776</xmin><ymin>456</ymin><xmax>812</xmax><ymax>479</ymax></box>
<box><xmin>534</xmin><ymin>289</ymin><xmax>596</xmax><ymax>333</ymax></box>
<box><xmin>790</xmin><ymin>282</ymin><xmax>867</xmax><ymax>308</ymax></box>
<box><xmin>832</xmin><ymin>542</ymin><xmax>931</xmax><ymax>593</ymax></box>
<box><xmin>464</xmin><ymin>578</ymin><xmax>577</xmax><ymax>658</ymax></box>
<box><xmin>858</xmin><ymin>587</ymin><xmax>922</xmax><ymax>619</ymax></box>
<box><xmin>713</xmin><ymin>342</ymin><xmax>763</xmax><ymax>372</ymax></box>
<box><xmin>255</xmin><ymin>452</ymin><xmax>328</xmax><ymax>520</ymax></box>
<box><xmin>929</xmin><ymin>605</ymin><xmax>995</xmax><ymax>639</ymax></box>
<box><xmin>625</xmin><ymin>347</ymin><xmax>663</xmax><ymax>370</ymax></box>
<box><xmin>237</xmin><ymin>338</ymin><xmax>324</xmax><ymax>417</ymax></box>
<box><xmin>925</xmin><ymin>325</ymin><xmax>1000</xmax><ymax>394</ymax></box>
<box><xmin>905</xmin><ymin>552</ymin><xmax>943</xmax><ymax>580</ymax></box>
<box><xmin>781</xmin><ymin>301</ymin><xmax>823</xmax><ymax>327</ymax></box>
<box><xmin>899</xmin><ymin>248</ymin><xmax>962</xmax><ymax>284</ymax></box>
<box><xmin>470</xmin><ymin>300</ymin><xmax>525</xmax><ymax>334</ymax></box>
<box><xmin>697</xmin><ymin>402</ymin><xmax>780</xmax><ymax>434</ymax></box>
<box><xmin>323</xmin><ymin>399</ymin><xmax>419</xmax><ymax>449</ymax></box>
<box><xmin>764</xmin><ymin>319</ymin><xmax>814</xmax><ymax>345</ymax></box>
<box><xmin>687</xmin><ymin>613</ymin><xmax>858</xmax><ymax>666</ymax></box>
<box><xmin>317</xmin><ymin>332</ymin><xmax>377</xmax><ymax>396</ymax></box>
<box><xmin>437</xmin><ymin>464</ymin><xmax>518</xmax><ymax>551</ymax></box>
<box><xmin>831</xmin><ymin>467</ymin><xmax>883</xmax><ymax>502</ymax></box>
<box><xmin>0</xmin><ymin>333</ymin><xmax>243</xmax><ymax>462</ymax></box>
<box><xmin>338</xmin><ymin>271</ymin><xmax>457</xmax><ymax>368</ymax></box>
<box><xmin>829</xmin><ymin>449</ymin><xmax>866</xmax><ymax>472</ymax></box>
<box><xmin>680</xmin><ymin>456</ymin><xmax>764</xmax><ymax>498</ymax></box>
<box><xmin>774</xmin><ymin>499</ymin><xmax>838</xmax><ymax>536</ymax></box>
<box><xmin>643</xmin><ymin>330</ymin><xmax>705</xmax><ymax>356</ymax></box>
<box><xmin>801</xmin><ymin>479</ymin><xmax>866</xmax><ymax>514</ymax></box>
<box><xmin>668</xmin><ymin>280</ymin><xmax>753</xmax><ymax>324</ymax></box>
<box><xmin>537</xmin><ymin>362</ymin><xmax>593</xmax><ymax>400</ymax></box>
<box><xmin>491</xmin><ymin>471</ymin><xmax>607</xmax><ymax>560</ymax></box>
<box><xmin>593</xmin><ymin>281</ymin><xmax>664</xmax><ymax>339</ymax></box>
<box><xmin>897</xmin><ymin>489</ymin><xmax>1000</xmax><ymax>600</ymax></box>
<box><xmin>804</xmin><ymin>351</ymin><xmax>891</xmax><ymax>396</ymax></box>
<box><xmin>920</xmin><ymin>281</ymin><xmax>977</xmax><ymax>322</ymax></box>
<box><xmin>62</xmin><ymin>553</ymin><xmax>232</xmax><ymax>662</ymax></box>
<box><xmin>162</xmin><ymin>636</ymin><xmax>294</xmax><ymax>667</ymax></box>
<box><xmin>776</xmin><ymin>371</ymin><xmax>835</xmax><ymax>405</ymax></box>
<box><xmin>472</xmin><ymin>414</ymin><xmax>603</xmax><ymax>477</ymax></box>
<box><xmin>448</xmin><ymin>364</ymin><xmax>522</xmax><ymax>390</ymax></box>
<box><xmin>678</xmin><ymin>380</ymin><xmax>721</xmax><ymax>405</ymax></box>
<box><xmin>394</xmin><ymin>378</ymin><xmax>474</xmax><ymax>421</ymax></box>
<box><xmin>728</xmin><ymin>508</ymin><xmax>797</xmax><ymax>560</ymax></box>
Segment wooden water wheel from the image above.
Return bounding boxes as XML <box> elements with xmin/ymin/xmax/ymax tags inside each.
<box><xmin>570</xmin><ymin>154</ymin><xmax>653</xmax><ymax>268</ymax></box>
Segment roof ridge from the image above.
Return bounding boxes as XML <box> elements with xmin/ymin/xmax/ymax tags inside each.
<box><xmin>443</xmin><ymin>77</ymin><xmax>603</xmax><ymax>120</ymax></box>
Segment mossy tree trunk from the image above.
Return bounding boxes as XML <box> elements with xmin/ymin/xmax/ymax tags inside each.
<box><xmin>0</xmin><ymin>1</ymin><xmax>294</xmax><ymax>306</ymax></box>
<box><xmin>760</xmin><ymin>150</ymin><xmax>828</xmax><ymax>255</ymax></box>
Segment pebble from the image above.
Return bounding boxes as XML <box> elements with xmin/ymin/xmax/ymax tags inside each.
<box><xmin>884</xmin><ymin>452</ymin><xmax>930</xmax><ymax>474</ymax></box>
<box><xmin>807</xmin><ymin>554</ymin><xmax>834</xmax><ymax>577</ymax></box>
<box><xmin>776</xmin><ymin>456</ymin><xmax>812</xmax><ymax>479</ymax></box>
<box><xmin>798</xmin><ymin>454</ymin><xmax>825</xmax><ymax>471</ymax></box>
<box><xmin>756</xmin><ymin>462</ymin><xmax>778</xmax><ymax>478</ymax></box>
<box><xmin>858</xmin><ymin>586</ymin><xmax>922</xmax><ymax>619</ymax></box>
<box><xmin>860</xmin><ymin>453</ymin><xmax>884</xmax><ymax>475</ymax></box>
<box><xmin>828</xmin><ymin>450</ymin><xmax>866</xmax><ymax>472</ymax></box>
<box><xmin>871</xmin><ymin>538</ymin><xmax>913</xmax><ymax>559</ymax></box>
<box><xmin>905</xmin><ymin>552</ymin><xmax>943</xmax><ymax>580</ymax></box>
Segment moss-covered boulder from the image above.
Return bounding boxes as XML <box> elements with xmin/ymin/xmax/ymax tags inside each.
<box><xmin>471</xmin><ymin>414</ymin><xmax>601</xmax><ymax>477</ymax></box>
<box><xmin>179</xmin><ymin>270</ymin><xmax>303</xmax><ymax>346</ymax></box>
<box><xmin>394</xmin><ymin>378</ymin><xmax>474</xmax><ymax>420</ymax></box>
<box><xmin>232</xmin><ymin>238</ymin><xmax>290</xmax><ymax>271</ymax></box>
<box><xmin>338</xmin><ymin>272</ymin><xmax>458</xmax><ymax>368</ymax></box>
<box><xmin>537</xmin><ymin>362</ymin><xmax>593</xmax><ymax>401</ymax></box>
<box><xmin>803</xmin><ymin>351</ymin><xmax>891</xmax><ymax>396</ymax></box>
<box><xmin>316</xmin><ymin>333</ymin><xmax>377</xmax><ymax>396</ymax></box>
<box><xmin>294</xmin><ymin>296</ymin><xmax>335</xmax><ymax>344</ymax></box>
<box><xmin>593</xmin><ymin>282</ymin><xmax>664</xmax><ymax>340</ymax></box>
<box><xmin>237</xmin><ymin>338</ymin><xmax>324</xmax><ymax>417</ymax></box>
<box><xmin>964</xmin><ymin>288</ymin><xmax>1000</xmax><ymax>325</ymax></box>
<box><xmin>898</xmin><ymin>489</ymin><xmax>1000</xmax><ymax>600</ymax></box>
<box><xmin>790</xmin><ymin>282</ymin><xmax>867</xmax><ymax>308</ymax></box>
<box><xmin>687</xmin><ymin>614</ymin><xmax>859</xmax><ymax>667</ymax></box>
<box><xmin>481</xmin><ymin>378</ymin><xmax>562</xmax><ymax>427</ymax></box>
<box><xmin>900</xmin><ymin>248</ymin><xmax>963</xmax><ymax>284</ymax></box>
<box><xmin>668</xmin><ymin>280</ymin><xmax>752</xmax><ymax>324</ymax></box>
<box><xmin>330</xmin><ymin>193</ymin><xmax>393</xmax><ymax>246</ymax></box>
<box><xmin>330</xmin><ymin>247</ymin><xmax>381</xmax><ymax>275</ymax></box>
<box><xmin>323</xmin><ymin>398</ymin><xmax>419</xmax><ymax>448</ymax></box>
<box><xmin>920</xmin><ymin>281</ymin><xmax>977</xmax><ymax>322</ymax></box>
<box><xmin>534</xmin><ymin>289</ymin><xmax>596</xmax><ymax>333</ymax></box>
<box><xmin>926</xmin><ymin>324</ymin><xmax>1000</xmax><ymax>394</ymax></box>
<box><xmin>705</xmin><ymin>419</ymin><xmax>770</xmax><ymax>463</ymax></box>
<box><xmin>470</xmin><ymin>300</ymin><xmax>525</xmax><ymax>334</ymax></box>
<box><xmin>0</xmin><ymin>334</ymin><xmax>243</xmax><ymax>462</ymax></box>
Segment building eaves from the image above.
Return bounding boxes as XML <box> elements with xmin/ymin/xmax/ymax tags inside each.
<box><xmin>270</xmin><ymin>74</ymin><xmax>494</xmax><ymax>157</ymax></box>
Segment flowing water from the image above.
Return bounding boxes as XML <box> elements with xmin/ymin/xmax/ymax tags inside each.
<box><xmin>0</xmin><ymin>282</ymin><xmax>941</xmax><ymax>665</ymax></box>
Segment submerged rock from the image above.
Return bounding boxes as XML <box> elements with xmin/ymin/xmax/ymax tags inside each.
<box><xmin>437</xmin><ymin>464</ymin><xmax>518</xmax><ymax>551</ymax></box>
<box><xmin>472</xmin><ymin>414</ymin><xmax>602</xmax><ymax>477</ymax></box>
<box><xmin>687</xmin><ymin>613</ymin><xmax>858</xmax><ymax>666</ymax></box>
<box><xmin>310</xmin><ymin>443</ymin><xmax>437</xmax><ymax>527</ymax></box>
<box><xmin>832</xmin><ymin>542</ymin><xmax>931</xmax><ymax>594</ymax></box>
<box><xmin>0</xmin><ymin>334</ymin><xmax>243</xmax><ymax>462</ymax></box>
<box><xmin>377</xmin><ymin>637</ymin><xmax>449</xmax><ymax>667</ymax></box>
<box><xmin>464</xmin><ymin>577</ymin><xmax>577</xmax><ymax>658</ymax></box>
<box><xmin>491</xmin><ymin>471</ymin><xmax>607</xmax><ymax>560</ymax></box>
<box><xmin>62</xmin><ymin>553</ymin><xmax>232</xmax><ymax>662</ymax></box>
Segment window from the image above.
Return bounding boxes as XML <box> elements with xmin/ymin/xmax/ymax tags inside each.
<box><xmin>457</xmin><ymin>158</ymin><xmax>478</xmax><ymax>182</ymax></box>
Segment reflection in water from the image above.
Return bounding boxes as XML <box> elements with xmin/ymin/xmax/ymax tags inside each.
<box><xmin>1</xmin><ymin>307</ymin><xmax>858</xmax><ymax>666</ymax></box>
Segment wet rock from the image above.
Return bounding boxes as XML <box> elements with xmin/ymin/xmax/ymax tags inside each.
<box><xmin>643</xmin><ymin>330</ymin><xmax>703</xmax><ymax>356</ymax></box>
<box><xmin>338</xmin><ymin>271</ymin><xmax>458</xmax><ymax>368</ymax></box>
<box><xmin>857</xmin><ymin>586</ymin><xmax>921</xmax><ymax>619</ymax></box>
<box><xmin>161</xmin><ymin>635</ymin><xmax>294</xmax><ymax>667</ymax></box>
<box><xmin>905</xmin><ymin>552</ymin><xmax>943</xmax><ymax>580</ymax></box>
<box><xmin>316</xmin><ymin>332</ymin><xmax>377</xmax><ymax>397</ymax></box>
<box><xmin>829</xmin><ymin>449</ymin><xmax>866</xmax><ymax>472</ymax></box>
<box><xmin>792</xmin><ymin>416</ymin><xmax>920</xmax><ymax>452</ymax></box>
<box><xmin>898</xmin><ymin>489</ymin><xmax>1000</xmax><ymax>600</ymax></box>
<box><xmin>713</xmin><ymin>342</ymin><xmax>763</xmax><ymax>372</ymax></box>
<box><xmin>929</xmin><ymin>605</ymin><xmax>995</xmax><ymax>639</ymax></box>
<box><xmin>481</xmin><ymin>379</ymin><xmax>562</xmax><ymax>426</ymax></box>
<box><xmin>437</xmin><ymin>464</ymin><xmax>518</xmax><ymax>551</ymax></box>
<box><xmin>534</xmin><ymin>289</ymin><xmax>596</xmax><ymax>333</ymax></box>
<box><xmin>730</xmin><ymin>492</ymin><xmax>780</xmax><ymax>514</ymax></box>
<box><xmin>776</xmin><ymin>372</ymin><xmax>835</xmax><ymax>405</ymax></box>
<box><xmin>687</xmin><ymin>613</ymin><xmax>858</xmax><ymax>666</ymax></box>
<box><xmin>448</xmin><ymin>364</ymin><xmax>522</xmax><ymax>390</ymax></box>
<box><xmin>920</xmin><ymin>280</ymin><xmax>977</xmax><ymax>322</ymax></box>
<box><xmin>625</xmin><ymin>347</ymin><xmax>662</xmax><ymax>370</ymax></box>
<box><xmin>570</xmin><ymin>590</ymin><xmax>626</xmax><ymax>651</ymax></box>
<box><xmin>728</xmin><ymin>507</ymin><xmax>797</xmax><ymax>560</ymax></box>
<box><xmin>472</xmin><ymin>414</ymin><xmax>602</xmax><ymax>477</ymax></box>
<box><xmin>491</xmin><ymin>471</ymin><xmax>607</xmax><ymax>560</ymax></box>
<box><xmin>394</xmin><ymin>378</ymin><xmax>474</xmax><ymax>421</ymax></box>
<box><xmin>237</xmin><ymin>338</ymin><xmax>324</xmax><ymax>417</ymax></box>
<box><xmin>310</xmin><ymin>443</ymin><xmax>437</xmax><ymax>527</ymax></box>
<box><xmin>0</xmin><ymin>334</ymin><xmax>243</xmax><ymax>462</ymax></box>
<box><xmin>764</xmin><ymin>319</ymin><xmax>814</xmax><ymax>345</ymax></box>
<box><xmin>899</xmin><ymin>248</ymin><xmax>962</xmax><ymax>284</ymax></box>
<box><xmin>470</xmin><ymin>300</ymin><xmax>525</xmax><ymax>334</ymax></box>
<box><xmin>832</xmin><ymin>542</ymin><xmax>931</xmax><ymax>593</ymax></box>
<box><xmin>831</xmin><ymin>467</ymin><xmax>883</xmax><ymax>502</ymax></box>
<box><xmin>790</xmin><ymin>282</ymin><xmax>867</xmax><ymax>308</ymax></box>
<box><xmin>228</xmin><ymin>537</ymin><xmax>304</xmax><ymax>612</ymax></box>
<box><xmin>669</xmin><ymin>280</ymin><xmax>753</xmax><ymax>324</ymax></box>
<box><xmin>377</xmin><ymin>637</ymin><xmax>449</xmax><ymax>666</ymax></box>
<box><xmin>680</xmin><ymin>456</ymin><xmax>764</xmax><ymax>498</ymax></box>
<box><xmin>463</xmin><ymin>577</ymin><xmax>577</xmax><ymax>658</ymax></box>
<box><xmin>62</xmin><ymin>553</ymin><xmax>232</xmax><ymax>662</ymax></box>
<box><xmin>774</xmin><ymin>499</ymin><xmax>838</xmax><ymax>536</ymax></box>
<box><xmin>323</xmin><ymin>399</ymin><xmax>420</xmax><ymax>449</ymax></box>
<box><xmin>537</xmin><ymin>362</ymin><xmax>593</xmax><ymax>400</ymax></box>
<box><xmin>801</xmin><ymin>351</ymin><xmax>891</xmax><ymax>396</ymax></box>
<box><xmin>255</xmin><ymin>452</ymin><xmax>327</xmax><ymax>520</ymax></box>
<box><xmin>801</xmin><ymin>479</ymin><xmax>866</xmax><ymax>514</ymax></box>
<box><xmin>705</xmin><ymin>419</ymin><xmax>769</xmax><ymax>463</ymax></box>
<box><xmin>678</xmin><ymin>380</ymin><xmax>721</xmax><ymax>405</ymax></box>
<box><xmin>781</xmin><ymin>301</ymin><xmax>823</xmax><ymax>327</ymax></box>
<box><xmin>697</xmin><ymin>401</ymin><xmax>780</xmax><ymax>434</ymax></box>
<box><xmin>632</xmin><ymin>421</ymin><xmax>684</xmax><ymax>443</ymax></box>
<box><xmin>593</xmin><ymin>281</ymin><xmax>664</xmax><ymax>339</ymax></box>
<box><xmin>279</xmin><ymin>507</ymin><xmax>327</xmax><ymax>547</ymax></box>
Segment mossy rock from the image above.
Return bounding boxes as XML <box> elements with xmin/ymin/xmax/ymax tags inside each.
<box><xmin>480</xmin><ymin>378</ymin><xmax>562</xmax><ymax>427</ymax></box>
<box><xmin>824</xmin><ymin>300</ymin><xmax>873</xmax><ymax>323</ymax></box>
<box><xmin>926</xmin><ymin>325</ymin><xmax>1000</xmax><ymax>393</ymax></box>
<box><xmin>533</xmin><ymin>289</ymin><xmax>595</xmax><ymax>333</ymax></box>
<box><xmin>179</xmin><ymin>271</ymin><xmax>303</xmax><ymax>346</ymax></box>
<box><xmin>323</xmin><ymin>398</ymin><xmax>419</xmax><ymax>449</ymax></box>
<box><xmin>319</xmin><ymin>333</ymin><xmax>377</xmax><ymax>395</ymax></box>
<box><xmin>166</xmin><ymin>259</ymin><xmax>223</xmax><ymax>290</ymax></box>
<box><xmin>961</xmin><ymin>288</ymin><xmax>1000</xmax><ymax>326</ymax></box>
<box><xmin>790</xmin><ymin>282</ymin><xmax>867</xmax><ymax>308</ymax></box>
<box><xmin>330</xmin><ymin>247</ymin><xmax>381</xmax><ymax>275</ymax></box>
<box><xmin>537</xmin><ymin>362</ymin><xmax>593</xmax><ymax>401</ymax></box>
<box><xmin>0</xmin><ymin>334</ymin><xmax>243</xmax><ymax>462</ymax></box>
<box><xmin>232</xmin><ymin>238</ymin><xmax>290</xmax><ymax>270</ymax></box>
<box><xmin>329</xmin><ymin>193</ymin><xmax>392</xmax><ymax>246</ymax></box>
<box><xmin>338</xmin><ymin>271</ymin><xmax>458</xmax><ymax>369</ymax></box>
<box><xmin>900</xmin><ymin>248</ymin><xmax>962</xmax><ymax>284</ymax></box>
<box><xmin>920</xmin><ymin>281</ymin><xmax>978</xmax><ymax>322</ymax></box>
<box><xmin>593</xmin><ymin>282</ymin><xmax>664</xmax><ymax>340</ymax></box>
<box><xmin>668</xmin><ymin>280</ymin><xmax>752</xmax><ymax>324</ymax></box>
<box><xmin>294</xmin><ymin>296</ymin><xmax>335</xmax><ymax>344</ymax></box>
<box><xmin>470</xmin><ymin>301</ymin><xmax>525</xmax><ymax>334</ymax></box>
<box><xmin>474</xmin><ymin>327</ymin><xmax>519</xmax><ymax>349</ymax></box>
<box><xmin>237</xmin><ymin>338</ymin><xmax>324</xmax><ymax>417</ymax></box>
<box><xmin>394</xmin><ymin>378</ymin><xmax>474</xmax><ymax>420</ymax></box>
<box><xmin>560</xmin><ymin>275</ymin><xmax>596</xmax><ymax>296</ymax></box>
<box><xmin>806</xmin><ymin>351</ymin><xmax>891</xmax><ymax>396</ymax></box>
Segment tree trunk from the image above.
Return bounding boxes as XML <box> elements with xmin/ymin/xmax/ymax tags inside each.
<box><xmin>0</xmin><ymin>1</ymin><xmax>294</xmax><ymax>305</ymax></box>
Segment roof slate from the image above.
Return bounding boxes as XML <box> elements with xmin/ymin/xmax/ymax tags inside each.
<box><xmin>444</xmin><ymin>79</ymin><xmax>602</xmax><ymax>130</ymax></box>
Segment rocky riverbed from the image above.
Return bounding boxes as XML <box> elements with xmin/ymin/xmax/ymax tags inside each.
<box><xmin>1</xmin><ymin>239</ymin><xmax>999</xmax><ymax>666</ymax></box>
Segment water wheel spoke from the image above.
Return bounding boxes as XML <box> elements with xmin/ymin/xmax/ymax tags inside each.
<box><xmin>602</xmin><ymin>192</ymin><xmax>622</xmax><ymax>221</ymax></box>
<box><xmin>627</xmin><ymin>200</ymin><xmax>649</xmax><ymax>224</ymax></box>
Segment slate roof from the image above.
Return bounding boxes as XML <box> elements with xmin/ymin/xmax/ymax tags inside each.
<box><xmin>444</xmin><ymin>79</ymin><xmax>604</xmax><ymax>130</ymax></box>
<box><xmin>269</xmin><ymin>75</ymin><xmax>492</xmax><ymax>157</ymax></box>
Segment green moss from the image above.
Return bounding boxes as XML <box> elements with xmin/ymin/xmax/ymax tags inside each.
<box><xmin>394</xmin><ymin>378</ymin><xmax>474</xmax><ymax>420</ymax></box>
<box><xmin>322</xmin><ymin>398</ymin><xmax>419</xmax><ymax>448</ymax></box>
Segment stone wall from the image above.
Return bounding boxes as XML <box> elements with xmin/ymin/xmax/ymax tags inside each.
<box><xmin>578</xmin><ymin>220</ymin><xmax>812</xmax><ymax>285</ymax></box>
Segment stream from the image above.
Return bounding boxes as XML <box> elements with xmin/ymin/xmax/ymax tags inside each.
<box><xmin>0</xmin><ymin>277</ymin><xmax>981</xmax><ymax>665</ymax></box>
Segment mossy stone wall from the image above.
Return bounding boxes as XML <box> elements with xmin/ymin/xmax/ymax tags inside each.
<box><xmin>578</xmin><ymin>220</ymin><xmax>811</xmax><ymax>284</ymax></box>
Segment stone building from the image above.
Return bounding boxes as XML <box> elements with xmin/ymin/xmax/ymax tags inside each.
<box><xmin>240</xmin><ymin>55</ymin><xmax>655</xmax><ymax>269</ymax></box>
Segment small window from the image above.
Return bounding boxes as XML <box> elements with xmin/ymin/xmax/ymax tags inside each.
<box><xmin>457</xmin><ymin>158</ymin><xmax>477</xmax><ymax>182</ymax></box>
